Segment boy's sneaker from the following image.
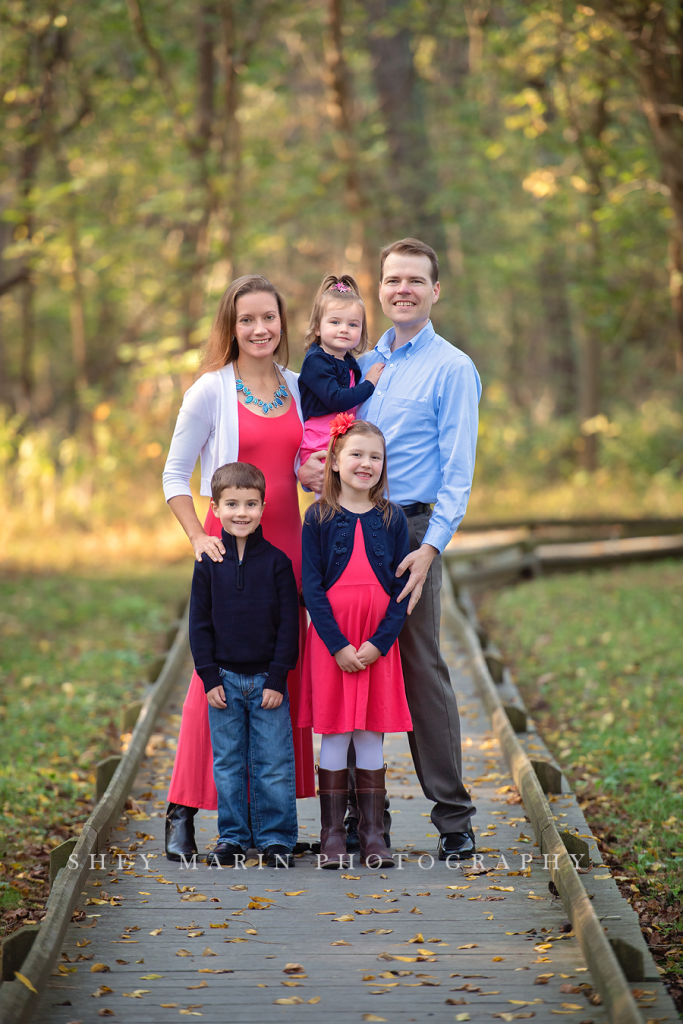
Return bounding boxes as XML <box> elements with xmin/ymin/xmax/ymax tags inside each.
<box><xmin>263</xmin><ymin>844</ymin><xmax>294</xmax><ymax>868</ymax></box>
<box><xmin>205</xmin><ymin>841</ymin><xmax>246</xmax><ymax>866</ymax></box>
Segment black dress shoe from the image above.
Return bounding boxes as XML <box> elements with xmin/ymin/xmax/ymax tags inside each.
<box><xmin>437</xmin><ymin>830</ymin><xmax>476</xmax><ymax>861</ymax></box>
<box><xmin>165</xmin><ymin>803</ymin><xmax>198</xmax><ymax>861</ymax></box>
<box><xmin>206</xmin><ymin>841</ymin><xmax>246</xmax><ymax>866</ymax></box>
<box><xmin>344</xmin><ymin>815</ymin><xmax>360</xmax><ymax>852</ymax></box>
<box><xmin>263</xmin><ymin>844</ymin><xmax>294</xmax><ymax>868</ymax></box>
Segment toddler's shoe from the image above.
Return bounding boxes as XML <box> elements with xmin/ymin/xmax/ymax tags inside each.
<box><xmin>263</xmin><ymin>844</ymin><xmax>294</xmax><ymax>868</ymax></box>
<box><xmin>206</xmin><ymin>841</ymin><xmax>246</xmax><ymax>866</ymax></box>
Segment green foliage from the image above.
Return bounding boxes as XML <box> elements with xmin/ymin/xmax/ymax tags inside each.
<box><xmin>0</xmin><ymin>566</ymin><xmax>189</xmax><ymax>867</ymax></box>
<box><xmin>481</xmin><ymin>560</ymin><xmax>683</xmax><ymax>889</ymax></box>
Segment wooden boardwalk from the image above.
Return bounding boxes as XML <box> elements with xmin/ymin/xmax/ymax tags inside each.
<box><xmin>34</xmin><ymin>628</ymin><xmax>671</xmax><ymax>1024</ymax></box>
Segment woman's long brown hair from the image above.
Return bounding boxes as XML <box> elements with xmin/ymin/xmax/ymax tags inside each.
<box><xmin>198</xmin><ymin>274</ymin><xmax>289</xmax><ymax>376</ymax></box>
<box><xmin>316</xmin><ymin>421</ymin><xmax>394</xmax><ymax>524</ymax></box>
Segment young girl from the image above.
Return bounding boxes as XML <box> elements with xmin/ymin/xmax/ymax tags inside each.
<box><xmin>298</xmin><ymin>274</ymin><xmax>384</xmax><ymax>470</ymax></box>
<box><xmin>299</xmin><ymin>415</ymin><xmax>412</xmax><ymax>868</ymax></box>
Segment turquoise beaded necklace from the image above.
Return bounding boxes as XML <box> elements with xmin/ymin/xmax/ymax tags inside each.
<box><xmin>235</xmin><ymin>362</ymin><xmax>289</xmax><ymax>415</ymax></box>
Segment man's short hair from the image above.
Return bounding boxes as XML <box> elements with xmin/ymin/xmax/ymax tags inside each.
<box><xmin>211</xmin><ymin>462</ymin><xmax>266</xmax><ymax>503</ymax></box>
<box><xmin>379</xmin><ymin>237</ymin><xmax>439</xmax><ymax>284</ymax></box>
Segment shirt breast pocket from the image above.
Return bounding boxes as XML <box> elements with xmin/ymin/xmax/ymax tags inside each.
<box><xmin>384</xmin><ymin>395</ymin><xmax>431</xmax><ymax>426</ymax></box>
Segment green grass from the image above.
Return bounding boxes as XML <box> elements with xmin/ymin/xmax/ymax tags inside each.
<box><xmin>480</xmin><ymin>559</ymin><xmax>683</xmax><ymax>996</ymax></box>
<box><xmin>0</xmin><ymin>563</ymin><xmax>190</xmax><ymax>932</ymax></box>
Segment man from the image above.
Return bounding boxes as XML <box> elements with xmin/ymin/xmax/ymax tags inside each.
<box><xmin>300</xmin><ymin>237</ymin><xmax>480</xmax><ymax>859</ymax></box>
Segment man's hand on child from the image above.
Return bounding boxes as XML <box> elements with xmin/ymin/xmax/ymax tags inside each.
<box><xmin>334</xmin><ymin>644</ymin><xmax>365</xmax><ymax>673</ymax></box>
<box><xmin>298</xmin><ymin>450</ymin><xmax>326</xmax><ymax>492</ymax></box>
<box><xmin>206</xmin><ymin>684</ymin><xmax>227</xmax><ymax>708</ymax></box>
<box><xmin>396</xmin><ymin>543</ymin><xmax>438</xmax><ymax>614</ymax></box>
<box><xmin>356</xmin><ymin>641</ymin><xmax>381</xmax><ymax>666</ymax></box>
<box><xmin>365</xmin><ymin>362</ymin><xmax>385</xmax><ymax>386</ymax></box>
<box><xmin>261</xmin><ymin>688</ymin><xmax>283</xmax><ymax>709</ymax></box>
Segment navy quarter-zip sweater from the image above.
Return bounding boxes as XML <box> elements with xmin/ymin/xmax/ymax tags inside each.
<box><xmin>299</xmin><ymin>345</ymin><xmax>375</xmax><ymax>421</ymax></box>
<box><xmin>302</xmin><ymin>503</ymin><xmax>409</xmax><ymax>657</ymax></box>
<box><xmin>189</xmin><ymin>526</ymin><xmax>299</xmax><ymax>695</ymax></box>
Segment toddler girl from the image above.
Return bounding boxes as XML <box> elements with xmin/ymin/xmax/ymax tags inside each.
<box><xmin>299</xmin><ymin>414</ymin><xmax>412</xmax><ymax>868</ymax></box>
<box><xmin>298</xmin><ymin>274</ymin><xmax>384</xmax><ymax>469</ymax></box>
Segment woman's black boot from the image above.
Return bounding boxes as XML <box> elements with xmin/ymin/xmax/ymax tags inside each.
<box><xmin>165</xmin><ymin>803</ymin><xmax>198</xmax><ymax>861</ymax></box>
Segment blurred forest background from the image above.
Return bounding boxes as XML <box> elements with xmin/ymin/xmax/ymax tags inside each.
<box><xmin>2</xmin><ymin>0</ymin><xmax>683</xmax><ymax>565</ymax></box>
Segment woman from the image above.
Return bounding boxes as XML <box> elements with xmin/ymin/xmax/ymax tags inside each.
<box><xmin>162</xmin><ymin>274</ymin><xmax>316</xmax><ymax>860</ymax></box>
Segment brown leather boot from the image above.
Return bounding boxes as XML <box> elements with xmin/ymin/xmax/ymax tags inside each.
<box><xmin>356</xmin><ymin>766</ymin><xmax>394</xmax><ymax>868</ymax></box>
<box><xmin>317</xmin><ymin>767</ymin><xmax>349</xmax><ymax>869</ymax></box>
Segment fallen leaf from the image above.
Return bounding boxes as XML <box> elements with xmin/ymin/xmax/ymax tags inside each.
<box><xmin>149</xmin><ymin>928</ymin><xmax>163</xmax><ymax>936</ymax></box>
<box><xmin>308</xmin><ymin>996</ymin><xmax>321</xmax><ymax>1004</ymax></box>
<box><xmin>198</xmin><ymin>969</ymin><xmax>233</xmax><ymax>974</ymax></box>
<box><xmin>14</xmin><ymin>972</ymin><xmax>38</xmax><ymax>993</ymax></box>
<box><xmin>408</xmin><ymin>933</ymin><xmax>425</xmax><ymax>944</ymax></box>
<box><xmin>176</xmin><ymin>949</ymin><xmax>193</xmax><ymax>957</ymax></box>
<box><xmin>209</xmin><ymin>922</ymin><xmax>228</xmax><ymax>929</ymax></box>
<box><xmin>282</xmin><ymin>980</ymin><xmax>304</xmax><ymax>988</ymax></box>
<box><xmin>284</xmin><ymin>890</ymin><xmax>308</xmax><ymax>896</ymax></box>
<box><xmin>123</xmin><ymin>989</ymin><xmax>150</xmax><ymax>998</ymax></box>
<box><xmin>228</xmin><ymin>884</ymin><xmax>248</xmax><ymax>890</ymax></box>
<box><xmin>455</xmin><ymin>1015</ymin><xmax>471</xmax><ymax>1021</ymax></box>
<box><xmin>245</xmin><ymin>929</ymin><xmax>258</xmax><ymax>935</ymax></box>
<box><xmin>187</xmin><ymin>981</ymin><xmax>209</xmax><ymax>990</ymax></box>
<box><xmin>330</xmin><ymin>940</ymin><xmax>352</xmax><ymax>946</ymax></box>
<box><xmin>340</xmin><ymin>875</ymin><xmax>361</xmax><ymax>880</ymax></box>
<box><xmin>160</xmin><ymin>1005</ymin><xmax>178</xmax><ymax>1008</ymax></box>
<box><xmin>560</xmin><ymin>1004</ymin><xmax>583</xmax><ymax>1011</ymax></box>
<box><xmin>333</xmin><ymin>915</ymin><xmax>354</xmax><ymax>922</ymax></box>
<box><xmin>458</xmin><ymin>944</ymin><xmax>478</xmax><ymax>949</ymax></box>
<box><xmin>376</xmin><ymin>929</ymin><xmax>393</xmax><ymax>935</ymax></box>
<box><xmin>201</xmin><ymin>947</ymin><xmax>217</xmax><ymax>957</ymax></box>
<box><xmin>488</xmin><ymin>886</ymin><xmax>514</xmax><ymax>892</ymax></box>
<box><xmin>446</xmin><ymin>885</ymin><xmax>470</xmax><ymax>890</ymax></box>
<box><xmin>283</xmin><ymin>963</ymin><xmax>306</xmax><ymax>975</ymax></box>
<box><xmin>92</xmin><ymin>986</ymin><xmax>114</xmax><ymax>997</ymax></box>
<box><xmin>492</xmin><ymin>956</ymin><xmax>505</xmax><ymax>961</ymax></box>
<box><xmin>91</xmin><ymin>964</ymin><xmax>111</xmax><ymax>973</ymax></box>
<box><xmin>182</xmin><ymin>894</ymin><xmax>207</xmax><ymax>902</ymax></box>
<box><xmin>410</xmin><ymin>907</ymin><xmax>422</xmax><ymax>914</ymax></box>
<box><xmin>140</xmin><ymin>974</ymin><xmax>163</xmax><ymax>980</ymax></box>
<box><xmin>361</xmin><ymin>1016</ymin><xmax>387</xmax><ymax>1022</ymax></box>
<box><xmin>274</xmin><ymin>996</ymin><xmax>305</xmax><ymax>1004</ymax></box>
<box><xmin>99</xmin><ymin>1010</ymin><xmax>115</xmax><ymax>1017</ymax></box>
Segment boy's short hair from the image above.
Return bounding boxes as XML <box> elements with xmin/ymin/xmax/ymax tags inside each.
<box><xmin>379</xmin><ymin>237</ymin><xmax>439</xmax><ymax>284</ymax></box>
<box><xmin>211</xmin><ymin>463</ymin><xmax>266</xmax><ymax>503</ymax></box>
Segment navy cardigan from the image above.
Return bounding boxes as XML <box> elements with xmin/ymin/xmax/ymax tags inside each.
<box><xmin>189</xmin><ymin>526</ymin><xmax>299</xmax><ymax>695</ymax></box>
<box><xmin>302</xmin><ymin>503</ymin><xmax>410</xmax><ymax>657</ymax></box>
<box><xmin>299</xmin><ymin>345</ymin><xmax>375</xmax><ymax>421</ymax></box>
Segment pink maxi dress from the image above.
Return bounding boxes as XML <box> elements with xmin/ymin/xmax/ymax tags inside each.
<box><xmin>167</xmin><ymin>400</ymin><xmax>316</xmax><ymax>807</ymax></box>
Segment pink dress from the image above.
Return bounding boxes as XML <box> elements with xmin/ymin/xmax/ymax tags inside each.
<box><xmin>167</xmin><ymin>400</ymin><xmax>316</xmax><ymax>808</ymax></box>
<box><xmin>299</xmin><ymin>375</ymin><xmax>355</xmax><ymax>467</ymax></box>
<box><xmin>299</xmin><ymin>520</ymin><xmax>413</xmax><ymax>734</ymax></box>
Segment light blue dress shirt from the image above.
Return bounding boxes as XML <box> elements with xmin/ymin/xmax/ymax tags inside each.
<box><xmin>357</xmin><ymin>320</ymin><xmax>481</xmax><ymax>553</ymax></box>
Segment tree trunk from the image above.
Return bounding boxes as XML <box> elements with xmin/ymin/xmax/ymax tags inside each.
<box><xmin>536</xmin><ymin>215</ymin><xmax>576</xmax><ymax>416</ymax></box>
<box><xmin>365</xmin><ymin>0</ymin><xmax>447</xmax><ymax>254</ymax></box>
<box><xmin>326</xmin><ymin>0</ymin><xmax>380</xmax><ymax>335</ymax></box>
<box><xmin>593</xmin><ymin>1</ymin><xmax>683</xmax><ymax>368</ymax></box>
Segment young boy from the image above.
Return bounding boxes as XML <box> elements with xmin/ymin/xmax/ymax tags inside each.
<box><xmin>189</xmin><ymin>462</ymin><xmax>299</xmax><ymax>868</ymax></box>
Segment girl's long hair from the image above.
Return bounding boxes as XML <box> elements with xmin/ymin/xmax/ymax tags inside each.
<box><xmin>198</xmin><ymin>274</ymin><xmax>289</xmax><ymax>376</ymax></box>
<box><xmin>316</xmin><ymin>420</ymin><xmax>393</xmax><ymax>524</ymax></box>
<box><xmin>304</xmin><ymin>273</ymin><xmax>368</xmax><ymax>354</ymax></box>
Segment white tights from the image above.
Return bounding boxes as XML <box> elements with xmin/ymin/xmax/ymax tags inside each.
<box><xmin>319</xmin><ymin>730</ymin><xmax>384</xmax><ymax>771</ymax></box>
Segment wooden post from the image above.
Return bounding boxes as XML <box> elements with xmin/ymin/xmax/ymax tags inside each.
<box><xmin>1</xmin><ymin>924</ymin><xmax>40</xmax><ymax>982</ymax></box>
<box><xmin>96</xmin><ymin>755</ymin><xmax>121</xmax><ymax>802</ymax></box>
<box><xmin>484</xmin><ymin>649</ymin><xmax>504</xmax><ymax>684</ymax></box>
<box><xmin>49</xmin><ymin>837</ymin><xmax>78</xmax><ymax>887</ymax></box>
<box><xmin>559</xmin><ymin>829</ymin><xmax>590</xmax><ymax>868</ymax></box>
<box><xmin>609</xmin><ymin>937</ymin><xmax>644</xmax><ymax>982</ymax></box>
<box><xmin>121</xmin><ymin>700</ymin><xmax>144</xmax><ymax>733</ymax></box>
<box><xmin>503</xmin><ymin>704</ymin><xmax>527</xmax><ymax>733</ymax></box>
<box><xmin>531</xmin><ymin>759</ymin><xmax>563</xmax><ymax>794</ymax></box>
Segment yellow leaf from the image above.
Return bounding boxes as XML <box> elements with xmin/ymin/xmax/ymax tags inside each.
<box><xmin>176</xmin><ymin>949</ymin><xmax>193</xmax><ymax>957</ymax></box>
<box><xmin>318</xmin><ymin>911</ymin><xmax>337</xmax><ymax>915</ymax></box>
<box><xmin>186</xmin><ymin>981</ymin><xmax>208</xmax><ymax>990</ymax></box>
<box><xmin>458</xmin><ymin>944</ymin><xmax>478</xmax><ymax>949</ymax></box>
<box><xmin>410</xmin><ymin>907</ymin><xmax>422</xmax><ymax>914</ymax></box>
<box><xmin>123</xmin><ymin>989</ymin><xmax>151</xmax><ymax>997</ymax></box>
<box><xmin>245</xmin><ymin>929</ymin><xmax>258</xmax><ymax>935</ymax></box>
<box><xmin>160</xmin><ymin>1004</ymin><xmax>178</xmax><ymax>1008</ymax></box>
<box><xmin>308</xmin><ymin>996</ymin><xmax>321</xmax><ymax>1004</ymax></box>
<box><xmin>455</xmin><ymin>1016</ymin><xmax>471</xmax><ymax>1022</ymax></box>
<box><xmin>389</xmin><ymin>955</ymin><xmax>419</xmax><ymax>962</ymax></box>
<box><xmin>362</xmin><ymin>1016</ymin><xmax>387</xmax><ymax>1022</ymax></box>
<box><xmin>593</xmin><ymin>874</ymin><xmax>611</xmax><ymax>880</ymax></box>
<box><xmin>284</xmin><ymin>890</ymin><xmax>308</xmax><ymax>896</ymax></box>
<box><xmin>282</xmin><ymin>981</ymin><xmax>304</xmax><ymax>988</ymax></box>
<box><xmin>182</xmin><ymin>894</ymin><xmax>207</xmax><ymax>902</ymax></box>
<box><xmin>202</xmin><ymin>947</ymin><xmax>217</xmax><ymax>956</ymax></box>
<box><xmin>333</xmin><ymin>914</ymin><xmax>354</xmax><ymax>922</ymax></box>
<box><xmin>330</xmin><ymin>940</ymin><xmax>352</xmax><ymax>946</ymax></box>
<box><xmin>274</xmin><ymin>997</ymin><xmax>305</xmax><ymax>1005</ymax></box>
<box><xmin>92</xmin><ymin>985</ymin><xmax>114</xmax><ymax>998</ymax></box>
<box><xmin>91</xmin><ymin>963</ymin><xmax>111</xmax><ymax>973</ymax></box>
<box><xmin>210</xmin><ymin>922</ymin><xmax>228</xmax><ymax>928</ymax></box>
<box><xmin>340</xmin><ymin>875</ymin><xmax>361</xmax><ymax>880</ymax></box>
<box><xmin>149</xmin><ymin>928</ymin><xmax>163</xmax><ymax>936</ymax></box>
<box><xmin>376</xmin><ymin>929</ymin><xmax>393</xmax><ymax>935</ymax></box>
<box><xmin>15</xmin><ymin>972</ymin><xmax>38</xmax><ymax>993</ymax></box>
<box><xmin>408</xmin><ymin>933</ymin><xmax>425</xmax><ymax>944</ymax></box>
<box><xmin>446</xmin><ymin>885</ymin><xmax>470</xmax><ymax>890</ymax></box>
<box><xmin>140</xmin><ymin>974</ymin><xmax>163</xmax><ymax>980</ymax></box>
<box><xmin>492</xmin><ymin>956</ymin><xmax>505</xmax><ymax>961</ymax></box>
<box><xmin>488</xmin><ymin>886</ymin><xmax>514</xmax><ymax>892</ymax></box>
<box><xmin>560</xmin><ymin>1004</ymin><xmax>583</xmax><ymax>1011</ymax></box>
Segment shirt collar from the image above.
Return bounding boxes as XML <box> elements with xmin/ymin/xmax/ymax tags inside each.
<box><xmin>376</xmin><ymin>319</ymin><xmax>435</xmax><ymax>358</ymax></box>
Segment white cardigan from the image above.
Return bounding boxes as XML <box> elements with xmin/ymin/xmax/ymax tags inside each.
<box><xmin>162</xmin><ymin>361</ymin><xmax>304</xmax><ymax>502</ymax></box>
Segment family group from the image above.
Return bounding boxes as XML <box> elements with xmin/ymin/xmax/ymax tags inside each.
<box><xmin>161</xmin><ymin>237</ymin><xmax>482</xmax><ymax>871</ymax></box>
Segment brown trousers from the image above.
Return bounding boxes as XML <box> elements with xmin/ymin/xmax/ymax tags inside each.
<box><xmin>348</xmin><ymin>510</ymin><xmax>476</xmax><ymax>834</ymax></box>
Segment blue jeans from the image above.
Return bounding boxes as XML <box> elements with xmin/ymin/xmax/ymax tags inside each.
<box><xmin>208</xmin><ymin>669</ymin><xmax>297</xmax><ymax>850</ymax></box>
